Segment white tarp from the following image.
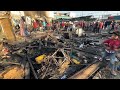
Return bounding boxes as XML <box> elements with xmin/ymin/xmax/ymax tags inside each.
<box><xmin>26</xmin><ymin>16</ymin><xmax>32</xmax><ymax>25</ymax></box>
<box><xmin>76</xmin><ymin>28</ymin><xmax>85</xmax><ymax>37</ymax></box>
<box><xmin>10</xmin><ymin>11</ymin><xmax>24</xmax><ymax>19</ymax></box>
<box><xmin>45</xmin><ymin>11</ymin><xmax>54</xmax><ymax>18</ymax></box>
<box><xmin>10</xmin><ymin>11</ymin><xmax>24</xmax><ymax>16</ymax></box>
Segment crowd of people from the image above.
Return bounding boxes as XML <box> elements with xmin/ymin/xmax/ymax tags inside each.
<box><xmin>51</xmin><ymin>20</ymin><xmax>120</xmax><ymax>34</ymax></box>
<box><xmin>11</xmin><ymin>16</ymin><xmax>120</xmax><ymax>38</ymax></box>
<box><xmin>73</xmin><ymin>20</ymin><xmax>120</xmax><ymax>34</ymax></box>
<box><xmin>12</xmin><ymin>16</ymin><xmax>50</xmax><ymax>37</ymax></box>
<box><xmin>13</xmin><ymin>17</ymin><xmax>78</xmax><ymax>37</ymax></box>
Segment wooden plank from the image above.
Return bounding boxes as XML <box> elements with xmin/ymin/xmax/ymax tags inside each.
<box><xmin>0</xmin><ymin>18</ymin><xmax>16</xmax><ymax>42</ymax></box>
<box><xmin>69</xmin><ymin>62</ymin><xmax>100</xmax><ymax>79</ymax></box>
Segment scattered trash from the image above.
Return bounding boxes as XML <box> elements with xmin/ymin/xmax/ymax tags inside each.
<box><xmin>72</xmin><ymin>59</ymin><xmax>80</xmax><ymax>65</ymax></box>
<box><xmin>35</xmin><ymin>54</ymin><xmax>46</xmax><ymax>64</ymax></box>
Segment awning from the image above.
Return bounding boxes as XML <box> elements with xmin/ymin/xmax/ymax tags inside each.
<box><xmin>108</xmin><ymin>16</ymin><xmax>114</xmax><ymax>19</ymax></box>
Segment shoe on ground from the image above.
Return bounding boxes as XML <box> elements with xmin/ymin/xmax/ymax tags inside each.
<box><xmin>111</xmin><ymin>71</ymin><xmax>117</xmax><ymax>76</ymax></box>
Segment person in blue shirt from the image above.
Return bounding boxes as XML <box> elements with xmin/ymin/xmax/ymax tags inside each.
<box><xmin>42</xmin><ymin>21</ymin><xmax>46</xmax><ymax>30</ymax></box>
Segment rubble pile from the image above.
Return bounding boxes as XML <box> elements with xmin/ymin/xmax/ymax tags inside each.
<box><xmin>0</xmin><ymin>66</ymin><xmax>25</xmax><ymax>79</ymax></box>
<box><xmin>0</xmin><ymin>30</ymin><xmax>116</xmax><ymax>79</ymax></box>
<box><xmin>22</xmin><ymin>31</ymin><xmax>105</xmax><ymax>79</ymax></box>
<box><xmin>0</xmin><ymin>40</ymin><xmax>30</xmax><ymax>79</ymax></box>
<box><xmin>93</xmin><ymin>68</ymin><xmax>112</xmax><ymax>79</ymax></box>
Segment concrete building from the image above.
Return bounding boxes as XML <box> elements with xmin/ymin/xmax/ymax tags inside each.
<box><xmin>10</xmin><ymin>11</ymin><xmax>54</xmax><ymax>23</ymax></box>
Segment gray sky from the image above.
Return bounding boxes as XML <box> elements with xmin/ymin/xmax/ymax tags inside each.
<box><xmin>56</xmin><ymin>11</ymin><xmax>120</xmax><ymax>18</ymax></box>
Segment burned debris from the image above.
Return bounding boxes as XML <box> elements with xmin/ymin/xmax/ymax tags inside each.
<box><xmin>1</xmin><ymin>11</ymin><xmax>120</xmax><ymax>79</ymax></box>
<box><xmin>1</xmin><ymin>27</ymin><xmax>118</xmax><ymax>79</ymax></box>
<box><xmin>0</xmin><ymin>29</ymin><xmax>112</xmax><ymax>79</ymax></box>
<box><xmin>21</xmin><ymin>30</ymin><xmax>107</xmax><ymax>79</ymax></box>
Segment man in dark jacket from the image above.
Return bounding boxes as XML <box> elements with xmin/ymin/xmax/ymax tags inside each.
<box><xmin>94</xmin><ymin>21</ymin><xmax>99</xmax><ymax>33</ymax></box>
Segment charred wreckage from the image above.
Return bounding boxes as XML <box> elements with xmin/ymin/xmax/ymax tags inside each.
<box><xmin>0</xmin><ymin>30</ymin><xmax>115</xmax><ymax>79</ymax></box>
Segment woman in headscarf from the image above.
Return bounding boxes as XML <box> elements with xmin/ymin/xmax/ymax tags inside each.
<box><xmin>20</xmin><ymin>16</ymin><xmax>26</xmax><ymax>36</ymax></box>
<box><xmin>20</xmin><ymin>16</ymin><xmax>30</xmax><ymax>41</ymax></box>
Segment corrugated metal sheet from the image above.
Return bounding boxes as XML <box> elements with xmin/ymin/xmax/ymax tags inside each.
<box><xmin>114</xmin><ymin>15</ymin><xmax>120</xmax><ymax>20</ymax></box>
<box><xmin>55</xmin><ymin>15</ymin><xmax>71</xmax><ymax>19</ymax></box>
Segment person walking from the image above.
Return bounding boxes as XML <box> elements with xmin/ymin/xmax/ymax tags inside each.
<box><xmin>99</xmin><ymin>21</ymin><xmax>104</xmax><ymax>33</ymax></box>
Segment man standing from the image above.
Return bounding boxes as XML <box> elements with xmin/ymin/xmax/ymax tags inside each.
<box><xmin>33</xmin><ymin>19</ymin><xmax>39</xmax><ymax>31</ymax></box>
<box><xmin>111</xmin><ymin>21</ymin><xmax>116</xmax><ymax>30</ymax></box>
<box><xmin>61</xmin><ymin>21</ymin><xmax>65</xmax><ymax>29</ymax></box>
<box><xmin>93</xmin><ymin>21</ymin><xmax>99</xmax><ymax>34</ymax></box>
<box><xmin>102</xmin><ymin>31</ymin><xmax>120</xmax><ymax>75</ymax></box>
<box><xmin>104</xmin><ymin>21</ymin><xmax>108</xmax><ymax>30</ymax></box>
<box><xmin>99</xmin><ymin>21</ymin><xmax>104</xmax><ymax>33</ymax></box>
